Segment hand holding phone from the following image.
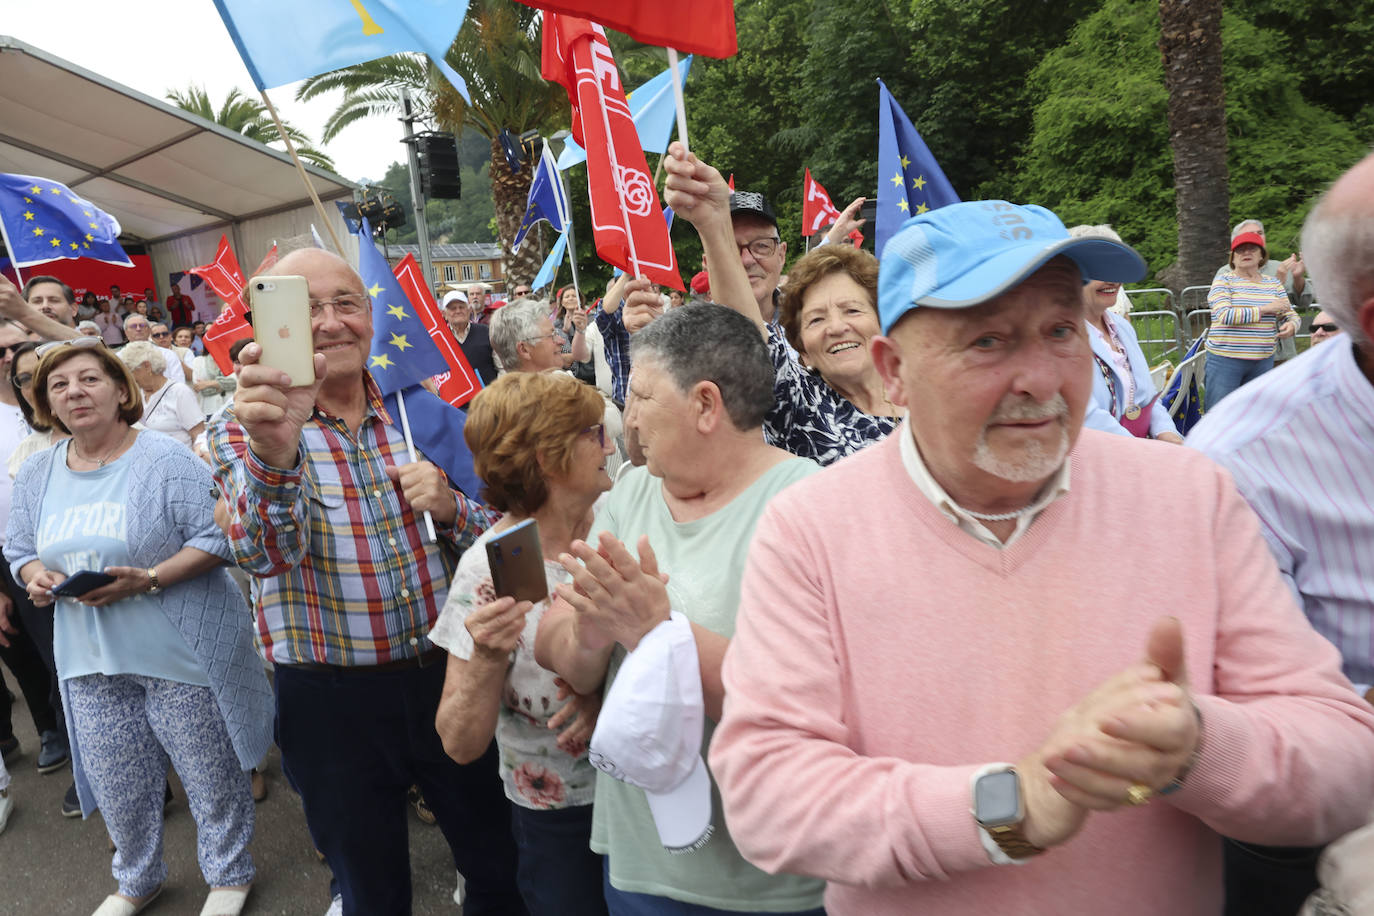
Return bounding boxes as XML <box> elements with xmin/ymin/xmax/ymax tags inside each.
<box><xmin>51</xmin><ymin>570</ymin><xmax>117</xmax><ymax>599</ymax></box>
<box><xmin>250</xmin><ymin>275</ymin><xmax>316</xmax><ymax>387</ymax></box>
<box><xmin>486</xmin><ymin>519</ymin><xmax>549</xmax><ymax>604</ymax></box>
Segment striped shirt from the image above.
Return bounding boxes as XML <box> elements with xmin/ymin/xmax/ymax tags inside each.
<box><xmin>1205</xmin><ymin>271</ymin><xmax>1297</xmax><ymax>359</ymax></box>
<box><xmin>208</xmin><ymin>374</ymin><xmax>494</xmax><ymax>666</ymax></box>
<box><xmin>1188</xmin><ymin>335</ymin><xmax>1374</xmax><ymax>691</ymax></box>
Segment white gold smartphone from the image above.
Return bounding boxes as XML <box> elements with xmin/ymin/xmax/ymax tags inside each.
<box><xmin>249</xmin><ymin>275</ymin><xmax>316</xmax><ymax>387</ymax></box>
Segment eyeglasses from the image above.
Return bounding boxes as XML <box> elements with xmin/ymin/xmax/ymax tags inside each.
<box><xmin>582</xmin><ymin>423</ymin><xmax>606</xmax><ymax>448</ymax></box>
<box><xmin>0</xmin><ymin>344</ymin><xmax>23</xmax><ymax>358</ymax></box>
<box><xmin>737</xmin><ymin>236</ymin><xmax>781</xmax><ymax>260</ymax></box>
<box><xmin>308</xmin><ymin>294</ymin><xmax>369</xmax><ymax>317</ymax></box>
<box><xmin>36</xmin><ymin>336</ymin><xmax>104</xmax><ymax>359</ymax></box>
<box><xmin>1309</xmin><ymin>323</ymin><xmax>1339</xmax><ymax>334</ymax></box>
<box><xmin>151</xmin><ymin>330</ymin><xmax>170</xmax><ymax>338</ymax></box>
<box><xmin>513</xmin><ymin>288</ymin><xmax>532</xmax><ymax>297</ymax></box>
<box><xmin>522</xmin><ymin>330</ymin><xmax>567</xmax><ymax>345</ymax></box>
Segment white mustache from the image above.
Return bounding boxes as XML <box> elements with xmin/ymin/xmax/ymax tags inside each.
<box><xmin>988</xmin><ymin>393</ymin><xmax>1068</xmax><ymax>424</ymax></box>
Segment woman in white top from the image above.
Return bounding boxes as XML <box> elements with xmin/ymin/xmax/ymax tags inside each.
<box><xmin>117</xmin><ymin>341</ymin><xmax>203</xmax><ymax>449</ymax></box>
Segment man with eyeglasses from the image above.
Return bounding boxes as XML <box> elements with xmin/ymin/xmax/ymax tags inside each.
<box><xmin>207</xmin><ymin>246</ymin><xmax>523</xmax><ymax>915</ymax></box>
<box><xmin>1190</xmin><ymin>152</ymin><xmax>1374</xmax><ymax>915</ymax></box>
<box><xmin>510</xmin><ymin>284</ymin><xmax>533</xmax><ymax>298</ymax></box>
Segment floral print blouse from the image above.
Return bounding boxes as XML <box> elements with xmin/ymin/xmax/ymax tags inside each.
<box><xmin>761</xmin><ymin>324</ymin><xmax>899</xmax><ymax>466</ymax></box>
<box><xmin>429</xmin><ymin>529</ymin><xmax>597</xmax><ymax>810</ymax></box>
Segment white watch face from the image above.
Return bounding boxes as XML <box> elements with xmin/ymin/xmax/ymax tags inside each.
<box><xmin>975</xmin><ymin>770</ymin><xmax>1021</xmax><ymax>827</ymax></box>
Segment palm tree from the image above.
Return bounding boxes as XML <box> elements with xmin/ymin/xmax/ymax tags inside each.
<box><xmin>165</xmin><ymin>85</ymin><xmax>338</xmax><ymax>173</ymax></box>
<box><xmin>295</xmin><ymin>0</ymin><xmax>567</xmax><ymax>284</ymax></box>
<box><xmin>1157</xmin><ymin>0</ymin><xmax>1228</xmax><ymax>297</ymax></box>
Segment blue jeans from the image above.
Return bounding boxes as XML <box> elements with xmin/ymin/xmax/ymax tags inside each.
<box><xmin>602</xmin><ymin>859</ymin><xmax>825</xmax><ymax>916</ymax></box>
<box><xmin>273</xmin><ymin>662</ymin><xmax>525</xmax><ymax>916</ymax></box>
<box><xmin>510</xmin><ymin>803</ymin><xmax>607</xmax><ymax>916</ymax></box>
<box><xmin>1205</xmin><ymin>352</ymin><xmax>1274</xmax><ymax>409</ymax></box>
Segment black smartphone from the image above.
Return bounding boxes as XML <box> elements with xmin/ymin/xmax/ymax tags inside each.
<box><xmin>486</xmin><ymin>519</ymin><xmax>549</xmax><ymax>604</ymax></box>
<box><xmin>51</xmin><ymin>570</ymin><xmax>117</xmax><ymax>598</ymax></box>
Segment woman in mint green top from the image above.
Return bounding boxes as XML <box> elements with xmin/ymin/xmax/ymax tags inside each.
<box><xmin>4</xmin><ymin>339</ymin><xmax>270</xmax><ymax>915</ymax></box>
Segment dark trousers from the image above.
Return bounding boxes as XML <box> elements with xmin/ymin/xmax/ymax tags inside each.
<box><xmin>0</xmin><ymin>562</ymin><xmax>61</xmax><ymax>739</ymax></box>
<box><xmin>509</xmin><ymin>803</ymin><xmax>607</xmax><ymax>916</ymax></box>
<box><xmin>273</xmin><ymin>661</ymin><xmax>526</xmax><ymax>916</ymax></box>
<box><xmin>1222</xmin><ymin>837</ymin><xmax>1322</xmax><ymax>916</ymax></box>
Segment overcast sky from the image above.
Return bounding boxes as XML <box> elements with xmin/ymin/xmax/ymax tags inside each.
<box><xmin>3</xmin><ymin>1</ymin><xmax>406</xmax><ymax>183</ymax></box>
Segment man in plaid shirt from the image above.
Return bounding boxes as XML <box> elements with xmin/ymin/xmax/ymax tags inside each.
<box><xmin>209</xmin><ymin>247</ymin><xmax>524</xmax><ymax>915</ymax></box>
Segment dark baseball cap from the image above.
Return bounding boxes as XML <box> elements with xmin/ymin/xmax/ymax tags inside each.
<box><xmin>729</xmin><ymin>191</ymin><xmax>778</xmax><ymax>230</ymax></box>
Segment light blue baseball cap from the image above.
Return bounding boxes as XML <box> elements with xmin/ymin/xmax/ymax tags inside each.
<box><xmin>878</xmin><ymin>201</ymin><xmax>1146</xmax><ymax>333</ymax></box>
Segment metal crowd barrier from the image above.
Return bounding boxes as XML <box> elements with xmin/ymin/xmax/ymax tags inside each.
<box><xmin>1125</xmin><ymin>310</ymin><xmax>1185</xmax><ymax>363</ymax></box>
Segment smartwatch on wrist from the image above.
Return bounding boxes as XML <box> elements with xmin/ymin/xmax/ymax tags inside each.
<box><xmin>973</xmin><ymin>767</ymin><xmax>1044</xmax><ymax>860</ymax></box>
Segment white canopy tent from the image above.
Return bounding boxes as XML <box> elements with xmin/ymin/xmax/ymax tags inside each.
<box><xmin>0</xmin><ymin>35</ymin><xmax>359</xmax><ymax>286</ymax></box>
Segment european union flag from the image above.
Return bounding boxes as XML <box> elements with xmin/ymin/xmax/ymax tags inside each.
<box><xmin>356</xmin><ymin>217</ymin><xmax>482</xmax><ymax>498</ymax></box>
<box><xmin>1162</xmin><ymin>334</ymin><xmax>1207</xmax><ymax>436</ymax></box>
<box><xmin>212</xmin><ymin>0</ymin><xmax>472</xmax><ymax>103</ymax></box>
<box><xmin>514</xmin><ymin>148</ymin><xmax>571</xmax><ymax>252</ymax></box>
<box><xmin>876</xmin><ymin>80</ymin><xmax>960</xmax><ymax>258</ymax></box>
<box><xmin>0</xmin><ymin>173</ymin><xmax>131</xmax><ymax>268</ymax></box>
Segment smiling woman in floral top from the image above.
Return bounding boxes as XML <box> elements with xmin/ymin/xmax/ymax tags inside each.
<box><xmin>431</xmin><ymin>371</ymin><xmax>613</xmax><ymax>916</ymax></box>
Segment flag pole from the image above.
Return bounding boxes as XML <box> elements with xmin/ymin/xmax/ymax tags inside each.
<box><xmin>393</xmin><ymin>390</ymin><xmax>438</xmax><ymax>544</ymax></box>
<box><xmin>666</xmin><ymin>49</ymin><xmax>690</xmax><ymax>151</ymax></box>
<box><xmin>257</xmin><ymin>89</ymin><xmax>347</xmax><ymax>256</ymax></box>
<box><xmin>551</xmin><ymin>152</ymin><xmax>583</xmax><ymax>303</ymax></box>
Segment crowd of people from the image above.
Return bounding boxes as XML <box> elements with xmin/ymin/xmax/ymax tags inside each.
<box><xmin>0</xmin><ymin>143</ymin><xmax>1370</xmax><ymax>916</ymax></box>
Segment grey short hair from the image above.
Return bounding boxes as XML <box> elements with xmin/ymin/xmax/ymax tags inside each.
<box><xmin>117</xmin><ymin>340</ymin><xmax>163</xmax><ymax>372</ymax></box>
<box><xmin>123</xmin><ymin>313</ymin><xmax>149</xmax><ymax>329</ymax></box>
<box><xmin>1231</xmin><ymin>219</ymin><xmax>1264</xmax><ymax>240</ymax></box>
<box><xmin>630</xmin><ymin>303</ymin><xmax>775</xmax><ymax>432</ymax></box>
<box><xmin>489</xmin><ymin>298</ymin><xmax>550</xmax><ymax>369</ymax></box>
<box><xmin>1301</xmin><ymin>189</ymin><xmax>1374</xmax><ymax>348</ymax></box>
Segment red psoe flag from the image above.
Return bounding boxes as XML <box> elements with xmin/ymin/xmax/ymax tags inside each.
<box><xmin>392</xmin><ymin>254</ymin><xmax>482</xmax><ymax>408</ymax></box>
<box><xmin>802</xmin><ymin>168</ymin><xmax>843</xmax><ymax>238</ymax></box>
<box><xmin>188</xmin><ymin>234</ymin><xmax>248</xmax><ymax>303</ymax></box>
<box><xmin>543</xmin><ymin>14</ymin><xmax>684</xmax><ymax>290</ymax></box>
<box><xmin>517</xmin><ymin>0</ymin><xmax>736</xmax><ymax>58</ymax></box>
<box><xmin>202</xmin><ymin>242</ymin><xmax>275</xmax><ymax>375</ymax></box>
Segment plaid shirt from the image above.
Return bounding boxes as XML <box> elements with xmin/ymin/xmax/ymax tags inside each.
<box><xmin>593</xmin><ymin>304</ymin><xmax>631</xmax><ymax>404</ymax></box>
<box><xmin>208</xmin><ymin>374</ymin><xmax>494</xmax><ymax>666</ymax></box>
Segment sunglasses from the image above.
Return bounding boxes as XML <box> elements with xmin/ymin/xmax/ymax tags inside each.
<box><xmin>151</xmin><ymin>330</ymin><xmax>171</xmax><ymax>338</ymax></box>
<box><xmin>36</xmin><ymin>336</ymin><xmax>105</xmax><ymax>358</ymax></box>
<box><xmin>1309</xmin><ymin>323</ymin><xmax>1339</xmax><ymax>334</ymax></box>
<box><xmin>0</xmin><ymin>343</ymin><xmax>23</xmax><ymax>358</ymax></box>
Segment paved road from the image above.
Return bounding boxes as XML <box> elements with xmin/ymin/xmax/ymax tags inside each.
<box><xmin>1</xmin><ymin>679</ymin><xmax>466</xmax><ymax>915</ymax></box>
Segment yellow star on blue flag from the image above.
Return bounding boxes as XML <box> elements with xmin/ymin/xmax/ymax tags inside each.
<box><xmin>0</xmin><ymin>172</ymin><xmax>131</xmax><ymax>268</ymax></box>
<box><xmin>370</xmin><ymin>353</ymin><xmax>394</xmax><ymax>369</ymax></box>
<box><xmin>876</xmin><ymin>80</ymin><xmax>960</xmax><ymax>257</ymax></box>
<box><xmin>389</xmin><ymin>332</ymin><xmax>412</xmax><ymax>352</ymax></box>
<box><xmin>386</xmin><ymin>303</ymin><xmax>407</xmax><ymax>320</ymax></box>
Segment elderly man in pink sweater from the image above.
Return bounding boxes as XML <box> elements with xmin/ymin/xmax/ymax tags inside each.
<box><xmin>708</xmin><ymin>201</ymin><xmax>1374</xmax><ymax>915</ymax></box>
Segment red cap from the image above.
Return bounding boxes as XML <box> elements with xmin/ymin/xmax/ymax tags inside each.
<box><xmin>1230</xmin><ymin>231</ymin><xmax>1265</xmax><ymax>252</ymax></box>
<box><xmin>690</xmin><ymin>270</ymin><xmax>710</xmax><ymax>295</ymax></box>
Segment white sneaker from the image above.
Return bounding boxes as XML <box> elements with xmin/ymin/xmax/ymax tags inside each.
<box><xmin>452</xmin><ymin>870</ymin><xmax>466</xmax><ymax>906</ymax></box>
<box><xmin>0</xmin><ymin>788</ymin><xmax>12</xmax><ymax>834</ymax></box>
<box><xmin>324</xmin><ymin>895</ymin><xmax>342</xmax><ymax>916</ymax></box>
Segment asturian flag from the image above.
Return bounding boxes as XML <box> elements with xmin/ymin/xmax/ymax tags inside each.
<box><xmin>513</xmin><ymin>147</ymin><xmax>571</xmax><ymax>252</ymax></box>
<box><xmin>542</xmin><ymin>14</ymin><xmax>683</xmax><ymax>290</ymax></box>
<box><xmin>358</xmin><ymin>218</ymin><xmax>482</xmax><ymax>498</ymax></box>
<box><xmin>0</xmin><ymin>173</ymin><xmax>131</xmax><ymax>268</ymax></box>
<box><xmin>876</xmin><ymin>79</ymin><xmax>960</xmax><ymax>257</ymax></box>
<box><xmin>212</xmin><ymin>0</ymin><xmax>472</xmax><ymax>104</ymax></box>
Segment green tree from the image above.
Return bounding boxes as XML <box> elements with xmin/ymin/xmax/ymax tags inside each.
<box><xmin>296</xmin><ymin>0</ymin><xmax>566</xmax><ymax>284</ymax></box>
<box><xmin>1014</xmin><ymin>0</ymin><xmax>1367</xmax><ymax>284</ymax></box>
<box><xmin>165</xmin><ymin>85</ymin><xmax>336</xmax><ymax>172</ymax></box>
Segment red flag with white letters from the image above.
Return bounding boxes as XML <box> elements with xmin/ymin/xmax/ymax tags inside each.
<box><xmin>202</xmin><ymin>242</ymin><xmax>274</xmax><ymax>374</ymax></box>
<box><xmin>802</xmin><ymin>168</ymin><xmax>843</xmax><ymax>238</ymax></box>
<box><xmin>392</xmin><ymin>254</ymin><xmax>482</xmax><ymax>408</ymax></box>
<box><xmin>542</xmin><ymin>14</ymin><xmax>683</xmax><ymax>290</ymax></box>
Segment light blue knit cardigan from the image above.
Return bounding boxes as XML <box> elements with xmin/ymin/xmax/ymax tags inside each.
<box><xmin>4</xmin><ymin>431</ymin><xmax>274</xmax><ymax>815</ymax></box>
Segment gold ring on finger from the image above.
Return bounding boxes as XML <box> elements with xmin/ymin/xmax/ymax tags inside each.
<box><xmin>1125</xmin><ymin>783</ymin><xmax>1153</xmax><ymax>807</ymax></box>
